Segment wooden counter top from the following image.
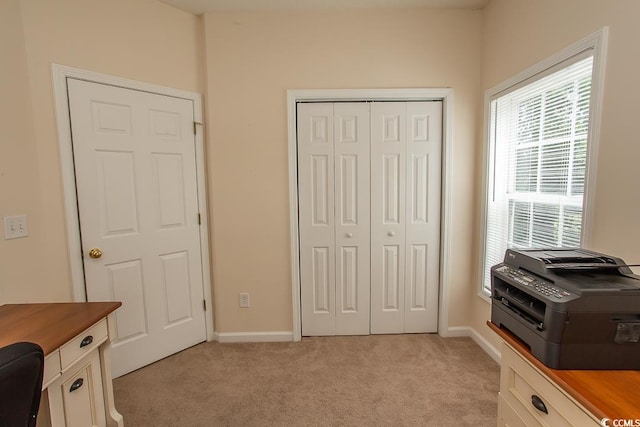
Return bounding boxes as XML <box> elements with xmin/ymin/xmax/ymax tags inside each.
<box><xmin>0</xmin><ymin>302</ymin><xmax>121</xmax><ymax>355</ymax></box>
<box><xmin>488</xmin><ymin>321</ymin><xmax>640</xmax><ymax>421</ymax></box>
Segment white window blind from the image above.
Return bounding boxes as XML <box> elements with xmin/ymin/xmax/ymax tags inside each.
<box><xmin>482</xmin><ymin>55</ymin><xmax>594</xmax><ymax>294</ymax></box>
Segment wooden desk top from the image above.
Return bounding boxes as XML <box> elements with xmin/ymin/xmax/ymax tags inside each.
<box><xmin>0</xmin><ymin>302</ymin><xmax>121</xmax><ymax>355</ymax></box>
<box><xmin>488</xmin><ymin>321</ymin><xmax>640</xmax><ymax>421</ymax></box>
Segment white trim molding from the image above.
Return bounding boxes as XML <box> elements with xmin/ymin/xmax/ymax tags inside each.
<box><xmin>214</xmin><ymin>331</ymin><xmax>294</xmax><ymax>343</ymax></box>
<box><xmin>287</xmin><ymin>88</ymin><xmax>454</xmax><ymax>341</ymax></box>
<box><xmin>51</xmin><ymin>64</ymin><xmax>215</xmax><ymax>341</ymax></box>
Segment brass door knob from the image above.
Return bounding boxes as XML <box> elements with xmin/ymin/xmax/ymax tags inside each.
<box><xmin>89</xmin><ymin>248</ymin><xmax>103</xmax><ymax>259</ymax></box>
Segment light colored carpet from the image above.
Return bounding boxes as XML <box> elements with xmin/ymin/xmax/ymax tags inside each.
<box><xmin>113</xmin><ymin>334</ymin><xmax>499</xmax><ymax>426</ymax></box>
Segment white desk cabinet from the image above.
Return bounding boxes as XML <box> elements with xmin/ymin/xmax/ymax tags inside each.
<box><xmin>489</xmin><ymin>321</ymin><xmax>640</xmax><ymax>427</ymax></box>
<box><xmin>0</xmin><ymin>303</ymin><xmax>123</xmax><ymax>427</ymax></box>
<box><xmin>498</xmin><ymin>343</ymin><xmax>600</xmax><ymax>427</ymax></box>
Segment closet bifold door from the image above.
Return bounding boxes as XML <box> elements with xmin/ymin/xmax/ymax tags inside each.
<box><xmin>334</xmin><ymin>103</ymin><xmax>370</xmax><ymax>335</ymax></box>
<box><xmin>403</xmin><ymin>102</ymin><xmax>441</xmax><ymax>333</ymax></box>
<box><xmin>298</xmin><ymin>103</ymin><xmax>335</xmax><ymax>336</ymax></box>
<box><xmin>370</xmin><ymin>102</ymin><xmax>407</xmax><ymax>334</ymax></box>
<box><xmin>298</xmin><ymin>102</ymin><xmax>370</xmax><ymax>336</ymax></box>
<box><xmin>370</xmin><ymin>102</ymin><xmax>441</xmax><ymax>334</ymax></box>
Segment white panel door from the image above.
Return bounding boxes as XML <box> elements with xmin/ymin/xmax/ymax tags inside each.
<box><xmin>298</xmin><ymin>103</ymin><xmax>370</xmax><ymax>336</ymax></box>
<box><xmin>333</xmin><ymin>103</ymin><xmax>370</xmax><ymax>335</ymax></box>
<box><xmin>67</xmin><ymin>78</ymin><xmax>207</xmax><ymax>377</ymax></box>
<box><xmin>299</xmin><ymin>100</ymin><xmax>441</xmax><ymax>336</ymax></box>
<box><xmin>370</xmin><ymin>103</ymin><xmax>407</xmax><ymax>334</ymax></box>
<box><xmin>404</xmin><ymin>102</ymin><xmax>441</xmax><ymax>333</ymax></box>
<box><xmin>371</xmin><ymin>102</ymin><xmax>441</xmax><ymax>334</ymax></box>
<box><xmin>298</xmin><ymin>103</ymin><xmax>336</xmax><ymax>336</ymax></box>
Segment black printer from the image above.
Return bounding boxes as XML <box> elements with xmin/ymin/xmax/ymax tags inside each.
<box><xmin>490</xmin><ymin>248</ymin><xmax>640</xmax><ymax>369</ymax></box>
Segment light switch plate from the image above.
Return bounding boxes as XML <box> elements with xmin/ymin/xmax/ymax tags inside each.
<box><xmin>239</xmin><ymin>293</ymin><xmax>250</xmax><ymax>308</ymax></box>
<box><xmin>3</xmin><ymin>215</ymin><xmax>28</xmax><ymax>240</ymax></box>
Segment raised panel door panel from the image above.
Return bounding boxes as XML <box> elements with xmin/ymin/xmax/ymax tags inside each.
<box><xmin>408</xmin><ymin>244</ymin><xmax>428</xmax><ymax>310</ymax></box>
<box><xmin>312</xmin><ymin>247</ymin><xmax>331</xmax><ymax>313</ymax></box>
<box><xmin>410</xmin><ymin>154</ymin><xmax>429</xmax><ymax>224</ymax></box>
<box><xmin>411</xmin><ymin>113</ymin><xmax>430</xmax><ymax>143</ymax></box>
<box><xmin>383</xmin><ymin>154</ymin><xmax>401</xmax><ymax>224</ymax></box>
<box><xmin>311</xmin><ymin>115</ymin><xmax>330</xmax><ymax>144</ymax></box>
<box><xmin>339</xmin><ymin>155</ymin><xmax>358</xmax><ymax>225</ymax></box>
<box><xmin>383</xmin><ymin>245</ymin><xmax>400</xmax><ymax>310</ymax></box>
<box><xmin>149</xmin><ymin>109</ymin><xmax>181</xmax><ymax>142</ymax></box>
<box><xmin>338</xmin><ymin>114</ymin><xmax>358</xmax><ymax>143</ymax></box>
<box><xmin>97</xmin><ymin>151</ymin><xmax>138</xmax><ymax>236</ymax></box>
<box><xmin>106</xmin><ymin>260</ymin><xmax>147</xmax><ymax>344</ymax></box>
<box><xmin>159</xmin><ymin>251</ymin><xmax>192</xmax><ymax>326</ymax></box>
<box><xmin>152</xmin><ymin>153</ymin><xmax>186</xmax><ymax>229</ymax></box>
<box><xmin>339</xmin><ymin>246</ymin><xmax>358</xmax><ymax>312</ymax></box>
<box><xmin>91</xmin><ymin>101</ymin><xmax>131</xmax><ymax>136</ymax></box>
<box><xmin>311</xmin><ymin>155</ymin><xmax>330</xmax><ymax>226</ymax></box>
<box><xmin>383</xmin><ymin>114</ymin><xmax>401</xmax><ymax>143</ymax></box>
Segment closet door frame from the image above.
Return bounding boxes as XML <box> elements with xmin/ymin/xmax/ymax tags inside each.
<box><xmin>287</xmin><ymin>89</ymin><xmax>454</xmax><ymax>341</ymax></box>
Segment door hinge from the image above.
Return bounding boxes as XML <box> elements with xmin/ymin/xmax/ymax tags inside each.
<box><xmin>198</xmin><ymin>213</ymin><xmax>201</xmax><ymax>225</ymax></box>
<box><xmin>203</xmin><ymin>299</ymin><xmax>207</xmax><ymax>311</ymax></box>
<box><xmin>193</xmin><ymin>121</ymin><xmax>203</xmax><ymax>135</ymax></box>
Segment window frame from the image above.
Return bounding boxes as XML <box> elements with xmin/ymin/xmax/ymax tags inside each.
<box><xmin>478</xmin><ymin>28</ymin><xmax>609</xmax><ymax>299</ymax></box>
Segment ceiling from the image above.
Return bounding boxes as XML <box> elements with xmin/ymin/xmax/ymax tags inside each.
<box><xmin>158</xmin><ymin>0</ymin><xmax>488</xmax><ymax>15</ymax></box>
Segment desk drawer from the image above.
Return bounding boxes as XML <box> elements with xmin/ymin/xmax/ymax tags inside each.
<box><xmin>501</xmin><ymin>344</ymin><xmax>600</xmax><ymax>427</ymax></box>
<box><xmin>43</xmin><ymin>350</ymin><xmax>61</xmax><ymax>389</ymax></box>
<box><xmin>60</xmin><ymin>318</ymin><xmax>108</xmax><ymax>372</ymax></box>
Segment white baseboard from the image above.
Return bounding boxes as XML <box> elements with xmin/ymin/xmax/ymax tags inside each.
<box><xmin>213</xmin><ymin>331</ymin><xmax>294</xmax><ymax>343</ymax></box>
<box><xmin>210</xmin><ymin>328</ymin><xmax>500</xmax><ymax>362</ymax></box>
<box><xmin>447</xmin><ymin>326</ymin><xmax>501</xmax><ymax>364</ymax></box>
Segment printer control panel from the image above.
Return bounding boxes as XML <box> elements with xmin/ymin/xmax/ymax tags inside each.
<box><xmin>495</xmin><ymin>265</ymin><xmax>572</xmax><ymax>300</ymax></box>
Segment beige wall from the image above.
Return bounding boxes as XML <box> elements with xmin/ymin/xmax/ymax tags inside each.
<box><xmin>472</xmin><ymin>0</ymin><xmax>640</xmax><ymax>349</ymax></box>
<box><xmin>0</xmin><ymin>0</ymin><xmax>203</xmax><ymax>304</ymax></box>
<box><xmin>0</xmin><ymin>0</ymin><xmax>50</xmax><ymax>301</ymax></box>
<box><xmin>203</xmin><ymin>9</ymin><xmax>483</xmax><ymax>332</ymax></box>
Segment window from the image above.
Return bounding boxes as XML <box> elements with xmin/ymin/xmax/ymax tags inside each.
<box><xmin>481</xmin><ymin>43</ymin><xmax>604</xmax><ymax>295</ymax></box>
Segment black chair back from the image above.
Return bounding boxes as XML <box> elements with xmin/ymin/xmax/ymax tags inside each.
<box><xmin>0</xmin><ymin>342</ymin><xmax>44</xmax><ymax>427</ymax></box>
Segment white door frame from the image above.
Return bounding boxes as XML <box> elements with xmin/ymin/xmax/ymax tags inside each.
<box><xmin>287</xmin><ymin>88</ymin><xmax>454</xmax><ymax>341</ymax></box>
<box><xmin>52</xmin><ymin>64</ymin><xmax>214</xmax><ymax>341</ymax></box>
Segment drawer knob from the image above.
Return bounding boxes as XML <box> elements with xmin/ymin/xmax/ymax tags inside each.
<box><xmin>80</xmin><ymin>335</ymin><xmax>93</xmax><ymax>348</ymax></box>
<box><xmin>531</xmin><ymin>394</ymin><xmax>548</xmax><ymax>414</ymax></box>
<box><xmin>69</xmin><ymin>378</ymin><xmax>84</xmax><ymax>393</ymax></box>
